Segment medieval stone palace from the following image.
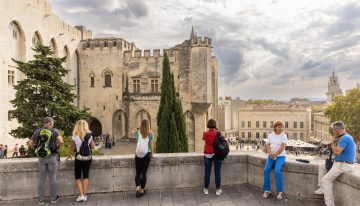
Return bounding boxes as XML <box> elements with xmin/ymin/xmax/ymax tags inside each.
<box><xmin>0</xmin><ymin>0</ymin><xmax>218</xmax><ymax>152</ymax></box>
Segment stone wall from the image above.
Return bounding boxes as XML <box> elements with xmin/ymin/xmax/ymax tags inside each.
<box><xmin>1</xmin><ymin>153</ymin><xmax>359</xmax><ymax>205</ymax></box>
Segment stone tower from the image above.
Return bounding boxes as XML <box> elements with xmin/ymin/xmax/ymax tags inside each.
<box><xmin>326</xmin><ymin>69</ymin><xmax>343</xmax><ymax>102</ymax></box>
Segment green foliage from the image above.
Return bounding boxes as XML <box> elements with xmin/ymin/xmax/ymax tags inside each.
<box><xmin>325</xmin><ymin>88</ymin><xmax>360</xmax><ymax>142</ymax></box>
<box><xmin>59</xmin><ymin>136</ymin><xmax>103</xmax><ymax>157</ymax></box>
<box><xmin>9</xmin><ymin>45</ymin><xmax>91</xmax><ymax>139</ymax></box>
<box><xmin>156</xmin><ymin>52</ymin><xmax>188</xmax><ymax>153</ymax></box>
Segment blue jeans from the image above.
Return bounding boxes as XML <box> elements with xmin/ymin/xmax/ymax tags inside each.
<box><xmin>263</xmin><ymin>156</ymin><xmax>285</xmax><ymax>192</ymax></box>
<box><xmin>204</xmin><ymin>156</ymin><xmax>222</xmax><ymax>189</ymax></box>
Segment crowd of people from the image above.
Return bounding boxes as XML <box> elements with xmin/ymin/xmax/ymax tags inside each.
<box><xmin>0</xmin><ymin>143</ymin><xmax>29</xmax><ymax>158</ymax></box>
<box><xmin>2</xmin><ymin>116</ymin><xmax>356</xmax><ymax>206</ymax></box>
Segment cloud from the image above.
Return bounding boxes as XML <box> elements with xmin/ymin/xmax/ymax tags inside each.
<box><xmin>49</xmin><ymin>0</ymin><xmax>360</xmax><ymax>99</ymax></box>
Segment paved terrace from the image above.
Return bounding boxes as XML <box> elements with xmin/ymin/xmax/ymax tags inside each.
<box><xmin>0</xmin><ymin>152</ymin><xmax>359</xmax><ymax>205</ymax></box>
<box><xmin>2</xmin><ymin>184</ymin><xmax>324</xmax><ymax>206</ymax></box>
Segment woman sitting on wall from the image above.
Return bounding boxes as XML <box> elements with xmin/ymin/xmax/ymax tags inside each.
<box><xmin>263</xmin><ymin>120</ymin><xmax>288</xmax><ymax>200</ymax></box>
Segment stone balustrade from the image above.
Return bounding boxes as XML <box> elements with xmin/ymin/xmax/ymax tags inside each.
<box><xmin>0</xmin><ymin>152</ymin><xmax>359</xmax><ymax>205</ymax></box>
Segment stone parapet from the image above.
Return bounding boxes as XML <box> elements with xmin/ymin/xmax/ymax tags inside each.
<box><xmin>0</xmin><ymin>153</ymin><xmax>359</xmax><ymax>205</ymax></box>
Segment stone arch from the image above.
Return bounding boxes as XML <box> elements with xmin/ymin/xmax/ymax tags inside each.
<box><xmin>74</xmin><ymin>50</ymin><xmax>80</xmax><ymax>106</ymax></box>
<box><xmin>90</xmin><ymin>118</ymin><xmax>102</xmax><ymax>137</ymax></box>
<box><xmin>185</xmin><ymin>111</ymin><xmax>195</xmax><ymax>152</ymax></box>
<box><xmin>9</xmin><ymin>20</ymin><xmax>26</xmax><ymax>62</ymax></box>
<box><xmin>49</xmin><ymin>38</ymin><xmax>58</xmax><ymax>57</ymax></box>
<box><xmin>32</xmin><ymin>31</ymin><xmax>43</xmax><ymax>46</ymax></box>
<box><xmin>112</xmin><ymin>110</ymin><xmax>128</xmax><ymax>140</ymax></box>
<box><xmin>135</xmin><ymin>109</ymin><xmax>151</xmax><ymax>128</ymax></box>
<box><xmin>63</xmin><ymin>45</ymin><xmax>70</xmax><ymax>81</ymax></box>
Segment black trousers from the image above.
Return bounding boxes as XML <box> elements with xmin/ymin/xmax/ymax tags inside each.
<box><xmin>75</xmin><ymin>159</ymin><xmax>92</xmax><ymax>180</ymax></box>
<box><xmin>135</xmin><ymin>152</ymin><xmax>151</xmax><ymax>189</ymax></box>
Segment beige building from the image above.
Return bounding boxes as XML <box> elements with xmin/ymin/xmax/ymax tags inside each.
<box><xmin>313</xmin><ymin>111</ymin><xmax>331</xmax><ymax>144</ymax></box>
<box><xmin>0</xmin><ymin>0</ymin><xmax>218</xmax><ymax>152</ymax></box>
<box><xmin>217</xmin><ymin>96</ymin><xmax>245</xmax><ymax>137</ymax></box>
<box><xmin>238</xmin><ymin>104</ymin><xmax>312</xmax><ymax>141</ymax></box>
<box><xmin>0</xmin><ymin>0</ymin><xmax>91</xmax><ymax>147</ymax></box>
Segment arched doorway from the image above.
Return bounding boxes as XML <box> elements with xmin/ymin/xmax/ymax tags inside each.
<box><xmin>185</xmin><ymin>111</ymin><xmax>195</xmax><ymax>152</ymax></box>
<box><xmin>135</xmin><ymin>109</ymin><xmax>151</xmax><ymax>128</ymax></box>
<box><xmin>90</xmin><ymin>118</ymin><xmax>102</xmax><ymax>137</ymax></box>
<box><xmin>113</xmin><ymin>110</ymin><xmax>128</xmax><ymax>140</ymax></box>
<box><xmin>9</xmin><ymin>21</ymin><xmax>26</xmax><ymax>81</ymax></box>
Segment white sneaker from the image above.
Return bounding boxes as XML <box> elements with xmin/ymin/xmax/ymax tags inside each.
<box><xmin>84</xmin><ymin>195</ymin><xmax>87</xmax><ymax>201</ymax></box>
<box><xmin>216</xmin><ymin>189</ymin><xmax>222</xmax><ymax>196</ymax></box>
<box><xmin>203</xmin><ymin>188</ymin><xmax>209</xmax><ymax>195</ymax></box>
<box><xmin>76</xmin><ymin>195</ymin><xmax>86</xmax><ymax>202</ymax></box>
<box><xmin>277</xmin><ymin>192</ymin><xmax>283</xmax><ymax>200</ymax></box>
<box><xmin>263</xmin><ymin>191</ymin><xmax>271</xmax><ymax>199</ymax></box>
<box><xmin>314</xmin><ymin>188</ymin><xmax>324</xmax><ymax>195</ymax></box>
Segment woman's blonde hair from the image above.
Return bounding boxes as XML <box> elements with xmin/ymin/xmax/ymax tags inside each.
<box><xmin>273</xmin><ymin>120</ymin><xmax>284</xmax><ymax>131</ymax></box>
<box><xmin>72</xmin><ymin>119</ymin><xmax>90</xmax><ymax>140</ymax></box>
<box><xmin>140</xmin><ymin>119</ymin><xmax>151</xmax><ymax>138</ymax></box>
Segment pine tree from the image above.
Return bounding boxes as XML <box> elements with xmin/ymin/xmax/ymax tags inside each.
<box><xmin>9</xmin><ymin>45</ymin><xmax>91</xmax><ymax>139</ymax></box>
<box><xmin>156</xmin><ymin>52</ymin><xmax>188</xmax><ymax>153</ymax></box>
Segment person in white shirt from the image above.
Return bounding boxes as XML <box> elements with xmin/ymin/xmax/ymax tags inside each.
<box><xmin>66</xmin><ymin>120</ymin><xmax>96</xmax><ymax>202</ymax></box>
<box><xmin>262</xmin><ymin>120</ymin><xmax>288</xmax><ymax>200</ymax></box>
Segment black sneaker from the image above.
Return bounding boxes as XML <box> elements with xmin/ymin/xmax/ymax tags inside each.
<box><xmin>140</xmin><ymin>190</ymin><xmax>147</xmax><ymax>197</ymax></box>
<box><xmin>136</xmin><ymin>191</ymin><xmax>141</xmax><ymax>198</ymax></box>
<box><xmin>50</xmin><ymin>195</ymin><xmax>60</xmax><ymax>204</ymax></box>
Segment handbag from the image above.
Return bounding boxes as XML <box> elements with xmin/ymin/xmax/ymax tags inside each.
<box><xmin>325</xmin><ymin>149</ymin><xmax>333</xmax><ymax>170</ymax></box>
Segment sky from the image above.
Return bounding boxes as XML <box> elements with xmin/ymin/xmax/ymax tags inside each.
<box><xmin>49</xmin><ymin>0</ymin><xmax>360</xmax><ymax>100</ymax></box>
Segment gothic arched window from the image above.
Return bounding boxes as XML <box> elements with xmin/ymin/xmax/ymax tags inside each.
<box><xmin>104</xmin><ymin>71</ymin><xmax>112</xmax><ymax>87</ymax></box>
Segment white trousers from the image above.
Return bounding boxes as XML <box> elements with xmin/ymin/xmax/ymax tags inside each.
<box><xmin>318</xmin><ymin>162</ymin><xmax>354</xmax><ymax>206</ymax></box>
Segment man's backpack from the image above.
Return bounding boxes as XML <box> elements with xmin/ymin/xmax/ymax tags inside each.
<box><xmin>35</xmin><ymin>129</ymin><xmax>53</xmax><ymax>157</ymax></box>
<box><xmin>76</xmin><ymin>133</ymin><xmax>92</xmax><ymax>161</ymax></box>
<box><xmin>214</xmin><ymin>131</ymin><xmax>229</xmax><ymax>160</ymax></box>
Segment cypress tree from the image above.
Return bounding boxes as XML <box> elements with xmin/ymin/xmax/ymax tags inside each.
<box><xmin>9</xmin><ymin>45</ymin><xmax>91</xmax><ymax>139</ymax></box>
<box><xmin>156</xmin><ymin>52</ymin><xmax>188</xmax><ymax>153</ymax></box>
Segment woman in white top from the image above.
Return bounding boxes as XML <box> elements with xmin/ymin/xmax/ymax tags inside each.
<box><xmin>66</xmin><ymin>120</ymin><xmax>96</xmax><ymax>202</ymax></box>
<box><xmin>263</xmin><ymin>120</ymin><xmax>288</xmax><ymax>200</ymax></box>
<box><xmin>132</xmin><ymin>119</ymin><xmax>154</xmax><ymax>198</ymax></box>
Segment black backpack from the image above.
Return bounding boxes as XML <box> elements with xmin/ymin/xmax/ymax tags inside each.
<box><xmin>77</xmin><ymin>133</ymin><xmax>92</xmax><ymax>160</ymax></box>
<box><xmin>35</xmin><ymin>128</ymin><xmax>54</xmax><ymax>157</ymax></box>
<box><xmin>214</xmin><ymin>131</ymin><xmax>229</xmax><ymax>160</ymax></box>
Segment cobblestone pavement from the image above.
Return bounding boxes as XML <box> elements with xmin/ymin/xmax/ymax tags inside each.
<box><xmin>2</xmin><ymin>184</ymin><xmax>324</xmax><ymax>206</ymax></box>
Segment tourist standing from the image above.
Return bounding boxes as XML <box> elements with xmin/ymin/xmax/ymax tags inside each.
<box><xmin>0</xmin><ymin>144</ymin><xmax>4</xmax><ymax>159</ymax></box>
<box><xmin>263</xmin><ymin>120</ymin><xmax>288</xmax><ymax>200</ymax></box>
<box><xmin>28</xmin><ymin>117</ymin><xmax>64</xmax><ymax>204</ymax></box>
<box><xmin>314</xmin><ymin>121</ymin><xmax>356</xmax><ymax>206</ymax></box>
<box><xmin>133</xmin><ymin>119</ymin><xmax>154</xmax><ymax>198</ymax></box>
<box><xmin>4</xmin><ymin>145</ymin><xmax>8</xmax><ymax>158</ymax></box>
<box><xmin>12</xmin><ymin>143</ymin><xmax>19</xmax><ymax>157</ymax></box>
<box><xmin>202</xmin><ymin>119</ymin><xmax>223</xmax><ymax>196</ymax></box>
<box><xmin>66</xmin><ymin>120</ymin><xmax>96</xmax><ymax>202</ymax></box>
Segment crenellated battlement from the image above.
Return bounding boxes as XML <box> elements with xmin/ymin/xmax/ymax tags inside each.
<box><xmin>123</xmin><ymin>48</ymin><xmax>179</xmax><ymax>58</ymax></box>
<box><xmin>81</xmin><ymin>38</ymin><xmax>137</xmax><ymax>51</ymax></box>
<box><xmin>191</xmin><ymin>36</ymin><xmax>212</xmax><ymax>47</ymax></box>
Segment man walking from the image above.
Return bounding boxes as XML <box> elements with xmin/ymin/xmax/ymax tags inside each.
<box><xmin>12</xmin><ymin>143</ymin><xmax>19</xmax><ymax>157</ymax></box>
<box><xmin>314</xmin><ymin>121</ymin><xmax>356</xmax><ymax>206</ymax></box>
<box><xmin>28</xmin><ymin>117</ymin><xmax>64</xmax><ymax>205</ymax></box>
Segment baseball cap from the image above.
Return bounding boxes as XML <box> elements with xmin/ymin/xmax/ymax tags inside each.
<box><xmin>43</xmin><ymin>117</ymin><xmax>54</xmax><ymax>123</ymax></box>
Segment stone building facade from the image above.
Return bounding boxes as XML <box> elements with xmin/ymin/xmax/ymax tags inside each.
<box><xmin>238</xmin><ymin>104</ymin><xmax>312</xmax><ymax>141</ymax></box>
<box><xmin>0</xmin><ymin>0</ymin><xmax>218</xmax><ymax>152</ymax></box>
<box><xmin>0</xmin><ymin>0</ymin><xmax>91</xmax><ymax>147</ymax></box>
<box><xmin>313</xmin><ymin>111</ymin><xmax>331</xmax><ymax>144</ymax></box>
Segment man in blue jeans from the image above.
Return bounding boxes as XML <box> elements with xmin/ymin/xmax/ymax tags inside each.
<box><xmin>29</xmin><ymin>117</ymin><xmax>64</xmax><ymax>205</ymax></box>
